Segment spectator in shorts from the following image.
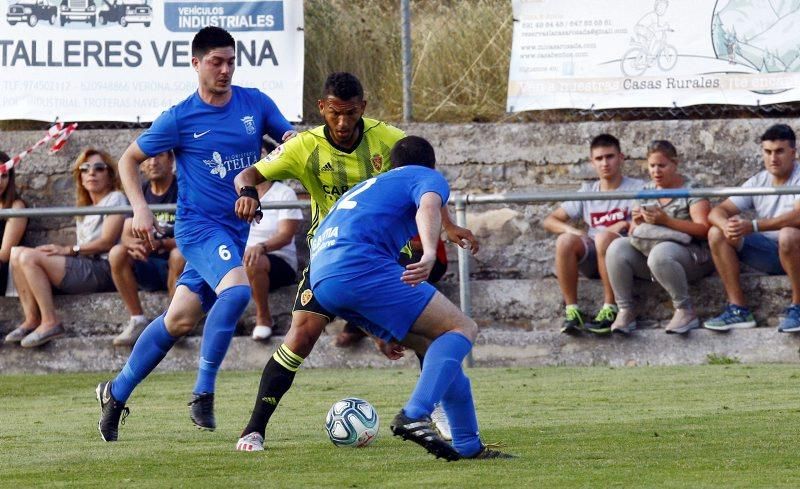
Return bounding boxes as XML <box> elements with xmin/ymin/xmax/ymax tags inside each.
<box><xmin>543</xmin><ymin>134</ymin><xmax>644</xmax><ymax>335</ymax></box>
<box><xmin>244</xmin><ymin>178</ymin><xmax>302</xmax><ymax>341</ymax></box>
<box><xmin>109</xmin><ymin>151</ymin><xmax>185</xmax><ymax>346</ymax></box>
<box><xmin>6</xmin><ymin>148</ymin><xmax>127</xmax><ymax>347</ymax></box>
<box><xmin>704</xmin><ymin>124</ymin><xmax>800</xmax><ymax>333</ymax></box>
<box><xmin>0</xmin><ymin>151</ymin><xmax>28</xmax><ymax>301</ymax></box>
<box><xmin>605</xmin><ymin>140</ymin><xmax>713</xmax><ymax>335</ymax></box>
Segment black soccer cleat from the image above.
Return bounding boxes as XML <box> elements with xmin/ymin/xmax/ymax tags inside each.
<box><xmin>188</xmin><ymin>392</ymin><xmax>216</xmax><ymax>431</ymax></box>
<box><xmin>390</xmin><ymin>410</ymin><xmax>461</xmax><ymax>461</ymax></box>
<box><xmin>96</xmin><ymin>381</ymin><xmax>130</xmax><ymax>442</ymax></box>
<box><xmin>465</xmin><ymin>444</ymin><xmax>517</xmax><ymax>459</ymax></box>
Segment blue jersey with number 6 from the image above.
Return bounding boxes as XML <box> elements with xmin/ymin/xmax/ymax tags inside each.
<box><xmin>309</xmin><ymin>165</ymin><xmax>450</xmax><ymax>287</ymax></box>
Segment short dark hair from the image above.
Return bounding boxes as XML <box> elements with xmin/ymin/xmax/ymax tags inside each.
<box><xmin>390</xmin><ymin>136</ymin><xmax>436</xmax><ymax>169</ymax></box>
<box><xmin>590</xmin><ymin>133</ymin><xmax>621</xmax><ymax>153</ymax></box>
<box><xmin>192</xmin><ymin>26</ymin><xmax>235</xmax><ymax>59</ymax></box>
<box><xmin>323</xmin><ymin>72</ymin><xmax>364</xmax><ymax>101</ymax></box>
<box><xmin>761</xmin><ymin>124</ymin><xmax>796</xmax><ymax>148</ymax></box>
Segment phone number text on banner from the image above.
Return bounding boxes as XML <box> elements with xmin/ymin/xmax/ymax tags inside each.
<box><xmin>507</xmin><ymin>0</ymin><xmax>800</xmax><ymax>111</ymax></box>
<box><xmin>0</xmin><ymin>0</ymin><xmax>304</xmax><ymax>122</ymax></box>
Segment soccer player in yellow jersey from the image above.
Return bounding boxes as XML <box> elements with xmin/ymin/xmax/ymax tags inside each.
<box><xmin>232</xmin><ymin>72</ymin><xmax>478</xmax><ymax>451</ymax></box>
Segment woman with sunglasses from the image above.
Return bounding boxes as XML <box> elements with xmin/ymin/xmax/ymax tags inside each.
<box><xmin>5</xmin><ymin>148</ymin><xmax>127</xmax><ymax>347</ymax></box>
<box><xmin>605</xmin><ymin>140</ymin><xmax>714</xmax><ymax>335</ymax></box>
<box><xmin>0</xmin><ymin>151</ymin><xmax>28</xmax><ymax>298</ymax></box>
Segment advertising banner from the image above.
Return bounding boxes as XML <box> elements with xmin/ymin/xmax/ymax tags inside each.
<box><xmin>507</xmin><ymin>0</ymin><xmax>800</xmax><ymax>111</ymax></box>
<box><xmin>0</xmin><ymin>0</ymin><xmax>304</xmax><ymax>122</ymax></box>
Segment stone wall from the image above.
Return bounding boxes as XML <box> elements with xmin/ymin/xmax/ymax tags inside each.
<box><xmin>0</xmin><ymin>119</ymin><xmax>791</xmax><ymax>278</ymax></box>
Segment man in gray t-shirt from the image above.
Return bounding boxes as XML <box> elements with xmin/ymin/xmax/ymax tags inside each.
<box><xmin>544</xmin><ymin>134</ymin><xmax>644</xmax><ymax>335</ymax></box>
<box><xmin>704</xmin><ymin>124</ymin><xmax>800</xmax><ymax>333</ymax></box>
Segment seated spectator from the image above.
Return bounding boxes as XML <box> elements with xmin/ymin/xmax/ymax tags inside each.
<box><xmin>606</xmin><ymin>140</ymin><xmax>713</xmax><ymax>335</ymax></box>
<box><xmin>335</xmin><ymin>236</ymin><xmax>448</xmax><ymax>347</ymax></box>
<box><xmin>109</xmin><ymin>151</ymin><xmax>185</xmax><ymax>346</ymax></box>
<box><xmin>244</xmin><ymin>180</ymin><xmax>302</xmax><ymax>340</ymax></box>
<box><xmin>0</xmin><ymin>151</ymin><xmax>28</xmax><ymax>297</ymax></box>
<box><xmin>5</xmin><ymin>148</ymin><xmax>127</xmax><ymax>347</ymax></box>
<box><xmin>704</xmin><ymin>124</ymin><xmax>800</xmax><ymax>333</ymax></box>
<box><xmin>543</xmin><ymin>134</ymin><xmax>644</xmax><ymax>335</ymax></box>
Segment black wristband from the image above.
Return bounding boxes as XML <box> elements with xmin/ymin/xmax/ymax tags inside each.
<box><xmin>239</xmin><ymin>186</ymin><xmax>259</xmax><ymax>201</ymax></box>
<box><xmin>239</xmin><ymin>186</ymin><xmax>263</xmax><ymax>220</ymax></box>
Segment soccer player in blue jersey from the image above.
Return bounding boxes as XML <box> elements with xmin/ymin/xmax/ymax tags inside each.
<box><xmin>308</xmin><ymin>136</ymin><xmax>513</xmax><ymax>460</ymax></box>
<box><xmin>95</xmin><ymin>26</ymin><xmax>295</xmax><ymax>442</ymax></box>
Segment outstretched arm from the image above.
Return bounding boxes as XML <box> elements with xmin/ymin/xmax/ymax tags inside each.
<box><xmin>402</xmin><ymin>192</ymin><xmax>443</xmax><ymax>286</ymax></box>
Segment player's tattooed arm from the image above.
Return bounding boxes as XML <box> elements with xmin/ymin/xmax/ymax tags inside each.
<box><xmin>441</xmin><ymin>206</ymin><xmax>479</xmax><ymax>255</ymax></box>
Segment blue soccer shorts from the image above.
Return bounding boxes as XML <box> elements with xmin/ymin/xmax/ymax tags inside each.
<box><xmin>175</xmin><ymin>226</ymin><xmax>245</xmax><ymax>312</ymax></box>
<box><xmin>313</xmin><ymin>260</ymin><xmax>437</xmax><ymax>343</ymax></box>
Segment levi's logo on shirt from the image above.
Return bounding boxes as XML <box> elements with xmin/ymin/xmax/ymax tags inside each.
<box><xmin>590</xmin><ymin>208</ymin><xmax>627</xmax><ymax>228</ymax></box>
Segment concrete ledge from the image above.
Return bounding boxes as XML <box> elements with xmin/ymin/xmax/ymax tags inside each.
<box><xmin>2</xmin><ymin>327</ymin><xmax>800</xmax><ymax>373</ymax></box>
<box><xmin>439</xmin><ymin>274</ymin><xmax>793</xmax><ymax>331</ymax></box>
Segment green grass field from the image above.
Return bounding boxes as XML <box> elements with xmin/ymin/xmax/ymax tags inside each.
<box><xmin>2</xmin><ymin>365</ymin><xmax>800</xmax><ymax>488</ymax></box>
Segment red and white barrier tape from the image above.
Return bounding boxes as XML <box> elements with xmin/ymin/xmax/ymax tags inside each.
<box><xmin>0</xmin><ymin>122</ymin><xmax>78</xmax><ymax>174</ymax></box>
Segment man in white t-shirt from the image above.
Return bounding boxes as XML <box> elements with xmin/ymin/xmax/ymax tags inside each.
<box><xmin>544</xmin><ymin>134</ymin><xmax>644</xmax><ymax>335</ymax></box>
<box><xmin>704</xmin><ymin>124</ymin><xmax>800</xmax><ymax>333</ymax></box>
<box><xmin>244</xmin><ymin>180</ymin><xmax>303</xmax><ymax>340</ymax></box>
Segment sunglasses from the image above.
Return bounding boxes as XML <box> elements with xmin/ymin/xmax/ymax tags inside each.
<box><xmin>79</xmin><ymin>162</ymin><xmax>109</xmax><ymax>173</ymax></box>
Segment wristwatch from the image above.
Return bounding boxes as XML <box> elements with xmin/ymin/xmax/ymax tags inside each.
<box><xmin>72</xmin><ymin>244</ymin><xmax>80</xmax><ymax>256</ymax></box>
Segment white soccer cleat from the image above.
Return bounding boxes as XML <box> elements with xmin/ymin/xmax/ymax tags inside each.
<box><xmin>236</xmin><ymin>432</ymin><xmax>265</xmax><ymax>451</ymax></box>
<box><xmin>431</xmin><ymin>403</ymin><xmax>452</xmax><ymax>441</ymax></box>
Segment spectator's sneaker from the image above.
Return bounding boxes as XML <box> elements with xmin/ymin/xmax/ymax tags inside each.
<box><xmin>586</xmin><ymin>305</ymin><xmax>617</xmax><ymax>335</ymax></box>
<box><xmin>465</xmin><ymin>443</ymin><xmax>517</xmax><ymax>459</ymax></box>
<box><xmin>703</xmin><ymin>304</ymin><xmax>756</xmax><ymax>331</ymax></box>
<box><xmin>235</xmin><ymin>432</ymin><xmax>264</xmax><ymax>451</ymax></box>
<box><xmin>778</xmin><ymin>305</ymin><xmax>800</xmax><ymax>333</ymax></box>
<box><xmin>431</xmin><ymin>403</ymin><xmax>452</xmax><ymax>441</ymax></box>
<box><xmin>390</xmin><ymin>410</ymin><xmax>461</xmax><ymax>461</ymax></box>
<box><xmin>96</xmin><ymin>381</ymin><xmax>130</xmax><ymax>442</ymax></box>
<box><xmin>113</xmin><ymin>317</ymin><xmax>149</xmax><ymax>347</ymax></box>
<box><xmin>665</xmin><ymin>308</ymin><xmax>700</xmax><ymax>335</ymax></box>
<box><xmin>188</xmin><ymin>392</ymin><xmax>216</xmax><ymax>431</ymax></box>
<box><xmin>560</xmin><ymin>306</ymin><xmax>586</xmax><ymax>335</ymax></box>
<box><xmin>610</xmin><ymin>308</ymin><xmax>637</xmax><ymax>335</ymax></box>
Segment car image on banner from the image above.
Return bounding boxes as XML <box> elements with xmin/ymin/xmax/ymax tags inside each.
<box><xmin>98</xmin><ymin>0</ymin><xmax>151</xmax><ymax>27</ymax></box>
<box><xmin>59</xmin><ymin>0</ymin><xmax>96</xmax><ymax>26</ymax></box>
<box><xmin>7</xmin><ymin>0</ymin><xmax>58</xmax><ymax>26</ymax></box>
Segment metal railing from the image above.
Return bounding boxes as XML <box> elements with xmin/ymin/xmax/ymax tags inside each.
<box><xmin>451</xmin><ymin>185</ymin><xmax>800</xmax><ymax>366</ymax></box>
<box><xmin>3</xmin><ymin>185</ymin><xmax>798</xmax><ymax>368</ymax></box>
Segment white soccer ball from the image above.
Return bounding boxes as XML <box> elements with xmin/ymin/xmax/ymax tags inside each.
<box><xmin>325</xmin><ymin>397</ymin><xmax>379</xmax><ymax>448</ymax></box>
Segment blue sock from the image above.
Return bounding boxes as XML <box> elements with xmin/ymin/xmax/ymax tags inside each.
<box><xmin>111</xmin><ymin>314</ymin><xmax>177</xmax><ymax>403</ymax></box>
<box><xmin>442</xmin><ymin>368</ymin><xmax>482</xmax><ymax>457</ymax></box>
<box><xmin>403</xmin><ymin>331</ymin><xmax>472</xmax><ymax>419</ymax></box>
<box><xmin>193</xmin><ymin>285</ymin><xmax>251</xmax><ymax>394</ymax></box>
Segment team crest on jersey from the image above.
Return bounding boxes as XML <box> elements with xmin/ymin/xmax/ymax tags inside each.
<box><xmin>300</xmin><ymin>289</ymin><xmax>313</xmax><ymax>306</ymax></box>
<box><xmin>241</xmin><ymin>116</ymin><xmax>256</xmax><ymax>135</ymax></box>
<box><xmin>203</xmin><ymin>151</ymin><xmax>227</xmax><ymax>179</ymax></box>
<box><xmin>371</xmin><ymin>154</ymin><xmax>383</xmax><ymax>171</ymax></box>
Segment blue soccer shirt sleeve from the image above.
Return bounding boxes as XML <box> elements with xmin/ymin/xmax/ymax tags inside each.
<box><xmin>411</xmin><ymin>170</ymin><xmax>450</xmax><ymax>209</ymax></box>
<box><xmin>137</xmin><ymin>109</ymin><xmax>179</xmax><ymax>157</ymax></box>
<box><xmin>259</xmin><ymin>91</ymin><xmax>294</xmax><ymax>143</ymax></box>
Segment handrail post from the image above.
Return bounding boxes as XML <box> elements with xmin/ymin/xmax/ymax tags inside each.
<box><xmin>454</xmin><ymin>196</ymin><xmax>474</xmax><ymax>367</ymax></box>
